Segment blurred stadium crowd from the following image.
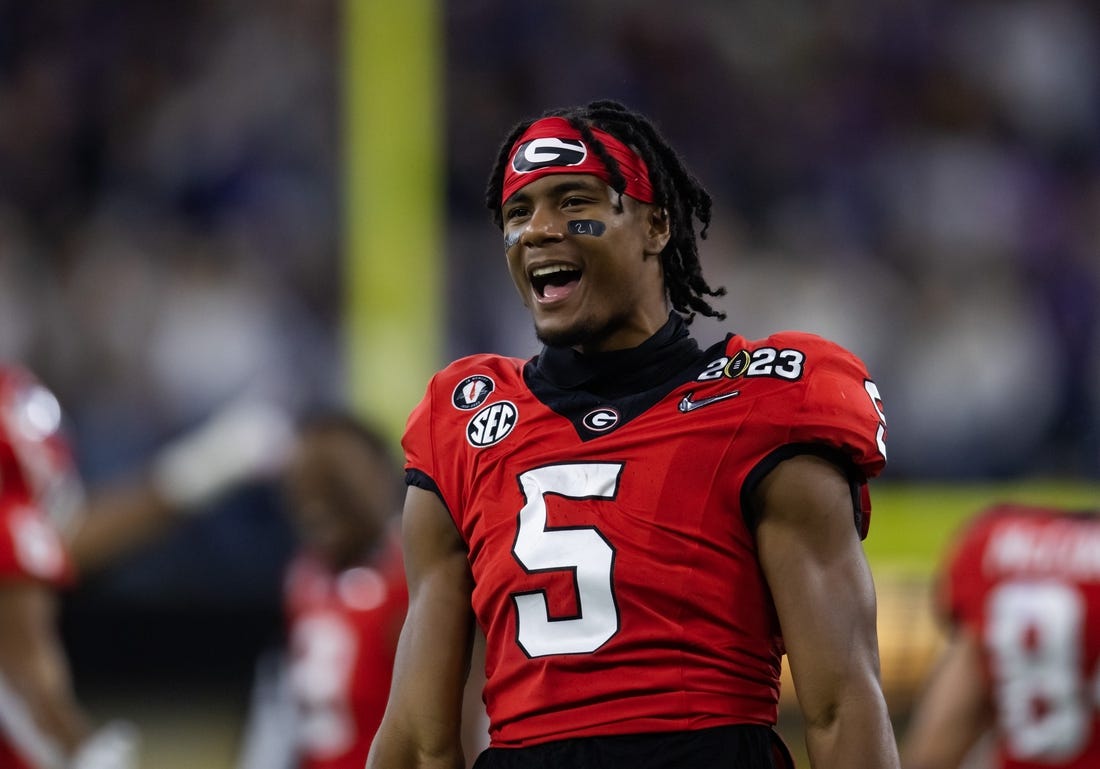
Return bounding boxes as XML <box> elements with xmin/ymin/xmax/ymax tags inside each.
<box><xmin>447</xmin><ymin>0</ymin><xmax>1100</xmax><ymax>481</ymax></box>
<box><xmin>1</xmin><ymin>0</ymin><xmax>1099</xmax><ymax>745</ymax></box>
<box><xmin>0</xmin><ymin>0</ymin><xmax>343</xmax><ymax>711</ymax></box>
<box><xmin>2</xmin><ymin>0</ymin><xmax>1098</xmax><ymax>492</ymax></box>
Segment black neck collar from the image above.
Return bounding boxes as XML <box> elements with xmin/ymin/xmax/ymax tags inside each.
<box><xmin>534</xmin><ymin>314</ymin><xmax>702</xmax><ymax>399</ymax></box>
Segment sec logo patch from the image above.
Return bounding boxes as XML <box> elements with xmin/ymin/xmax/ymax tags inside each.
<box><xmin>467</xmin><ymin>401</ymin><xmax>517</xmax><ymax>448</ymax></box>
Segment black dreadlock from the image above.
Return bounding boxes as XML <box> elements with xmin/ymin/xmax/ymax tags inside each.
<box><xmin>485</xmin><ymin>99</ymin><xmax>726</xmax><ymax>324</ymax></box>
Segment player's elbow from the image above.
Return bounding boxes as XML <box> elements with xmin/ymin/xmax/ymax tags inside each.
<box><xmin>800</xmin><ymin>675</ymin><xmax>892</xmax><ymax>745</ymax></box>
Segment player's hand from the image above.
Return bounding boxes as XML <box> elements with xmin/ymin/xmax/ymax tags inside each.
<box><xmin>69</xmin><ymin>721</ymin><xmax>140</xmax><ymax>769</ymax></box>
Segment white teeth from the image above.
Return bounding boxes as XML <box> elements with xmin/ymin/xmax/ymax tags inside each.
<box><xmin>531</xmin><ymin>264</ymin><xmax>576</xmax><ymax>278</ymax></box>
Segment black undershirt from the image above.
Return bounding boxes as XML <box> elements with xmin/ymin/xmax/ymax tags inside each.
<box><xmin>524</xmin><ymin>313</ymin><xmax>720</xmax><ymax>441</ymax></box>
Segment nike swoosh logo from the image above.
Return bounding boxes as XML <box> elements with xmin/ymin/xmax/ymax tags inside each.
<box><xmin>678</xmin><ymin>390</ymin><xmax>740</xmax><ymax>413</ymax></box>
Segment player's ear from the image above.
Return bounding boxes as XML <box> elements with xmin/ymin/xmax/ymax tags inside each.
<box><xmin>643</xmin><ymin>206</ymin><xmax>671</xmax><ymax>255</ymax></box>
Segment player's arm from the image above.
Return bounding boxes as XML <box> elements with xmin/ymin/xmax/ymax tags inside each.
<box><xmin>754</xmin><ymin>454</ymin><xmax>900</xmax><ymax>769</ymax></box>
<box><xmin>901</xmin><ymin>625</ymin><xmax>992</xmax><ymax>769</ymax></box>
<box><xmin>0</xmin><ymin>581</ymin><xmax>89</xmax><ymax>767</ymax></box>
<box><xmin>366</xmin><ymin>485</ymin><xmax>475</xmax><ymax>769</ymax></box>
<box><xmin>66</xmin><ymin>400</ymin><xmax>292</xmax><ymax>574</ymax></box>
<box><xmin>64</xmin><ymin>483</ymin><xmax>175</xmax><ymax>575</ymax></box>
<box><xmin>461</xmin><ymin>629</ymin><xmax>490</xmax><ymax>765</ymax></box>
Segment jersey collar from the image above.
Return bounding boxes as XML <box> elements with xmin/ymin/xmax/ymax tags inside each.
<box><xmin>533</xmin><ymin>313</ymin><xmax>702</xmax><ymax>398</ymax></box>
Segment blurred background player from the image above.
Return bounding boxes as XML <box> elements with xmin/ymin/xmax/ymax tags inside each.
<box><xmin>236</xmin><ymin>413</ymin><xmax>408</xmax><ymax>769</ymax></box>
<box><xmin>0</xmin><ymin>363</ymin><xmax>291</xmax><ymax>769</ymax></box>
<box><xmin>237</xmin><ymin>412</ymin><xmax>490</xmax><ymax>769</ymax></box>
<box><xmin>903</xmin><ymin>502</ymin><xmax>1100</xmax><ymax>769</ymax></box>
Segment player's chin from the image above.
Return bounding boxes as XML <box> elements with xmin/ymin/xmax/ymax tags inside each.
<box><xmin>533</xmin><ymin>314</ymin><xmax>595</xmax><ymax>349</ymax></box>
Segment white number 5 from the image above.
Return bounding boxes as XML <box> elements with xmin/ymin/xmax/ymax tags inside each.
<box><xmin>512</xmin><ymin>463</ymin><xmax>621</xmax><ymax>657</ymax></box>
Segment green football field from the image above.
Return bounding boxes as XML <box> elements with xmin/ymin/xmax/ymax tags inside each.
<box><xmin>863</xmin><ymin>480</ymin><xmax>1100</xmax><ymax>575</ymax></box>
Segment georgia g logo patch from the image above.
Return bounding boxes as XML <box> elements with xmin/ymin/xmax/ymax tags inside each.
<box><xmin>581</xmin><ymin>407</ymin><xmax>619</xmax><ymax>432</ymax></box>
<box><xmin>511</xmin><ymin>137</ymin><xmax>587</xmax><ymax>173</ymax></box>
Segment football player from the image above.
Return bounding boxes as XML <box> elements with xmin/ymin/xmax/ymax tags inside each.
<box><xmin>367</xmin><ymin>101</ymin><xmax>898</xmax><ymax>769</ymax></box>
<box><xmin>904</xmin><ymin>503</ymin><xmax>1100</xmax><ymax>769</ymax></box>
<box><xmin>238</xmin><ymin>413</ymin><xmax>488</xmax><ymax>769</ymax></box>
<box><xmin>239</xmin><ymin>413</ymin><xmax>408</xmax><ymax>769</ymax></box>
<box><xmin>0</xmin><ymin>364</ymin><xmax>290</xmax><ymax>769</ymax></box>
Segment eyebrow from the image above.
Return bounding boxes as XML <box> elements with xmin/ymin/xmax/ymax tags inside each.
<box><xmin>503</xmin><ymin>179</ymin><xmax>602</xmax><ymax>207</ymax></box>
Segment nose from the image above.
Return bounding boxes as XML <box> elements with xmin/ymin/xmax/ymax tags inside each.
<box><xmin>519</xmin><ymin>203</ymin><xmax>565</xmax><ymax>248</ymax></box>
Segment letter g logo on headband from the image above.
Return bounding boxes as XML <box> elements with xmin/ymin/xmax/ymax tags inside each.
<box><xmin>501</xmin><ymin>117</ymin><xmax>655</xmax><ymax>204</ymax></box>
<box><xmin>511</xmin><ymin>138</ymin><xmax>587</xmax><ymax>173</ymax></box>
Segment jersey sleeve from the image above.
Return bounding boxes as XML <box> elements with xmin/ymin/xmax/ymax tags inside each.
<box><xmin>401</xmin><ymin>355</ymin><xmax>504</xmax><ymax>522</ymax></box>
<box><xmin>784</xmin><ymin>333</ymin><xmax>887</xmax><ymax>481</ymax></box>
<box><xmin>734</xmin><ymin>332</ymin><xmax>888</xmax><ymax>539</ymax></box>
<box><xmin>402</xmin><ymin>354</ymin><xmax>529</xmax><ymax>542</ymax></box>
<box><xmin>935</xmin><ymin>509</ymin><xmax>998</xmax><ymax>632</ymax></box>
<box><xmin>402</xmin><ymin>373</ymin><xmax>441</xmax><ymax>491</ymax></box>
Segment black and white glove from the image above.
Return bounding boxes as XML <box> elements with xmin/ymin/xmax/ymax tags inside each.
<box><xmin>151</xmin><ymin>400</ymin><xmax>294</xmax><ymax>512</ymax></box>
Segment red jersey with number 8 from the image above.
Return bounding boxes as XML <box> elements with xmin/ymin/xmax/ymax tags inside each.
<box><xmin>403</xmin><ymin>329</ymin><xmax>887</xmax><ymax>748</ymax></box>
<box><xmin>941</xmin><ymin>504</ymin><xmax>1100</xmax><ymax>769</ymax></box>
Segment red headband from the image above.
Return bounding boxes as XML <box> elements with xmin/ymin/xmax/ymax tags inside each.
<box><xmin>501</xmin><ymin>117</ymin><xmax>655</xmax><ymax>205</ymax></box>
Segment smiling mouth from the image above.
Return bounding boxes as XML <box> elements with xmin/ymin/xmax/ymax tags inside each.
<box><xmin>531</xmin><ymin>264</ymin><xmax>582</xmax><ymax>301</ymax></box>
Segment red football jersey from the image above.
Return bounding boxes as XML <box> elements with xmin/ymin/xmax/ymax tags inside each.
<box><xmin>0</xmin><ymin>487</ymin><xmax>73</xmax><ymax>769</ymax></box>
<box><xmin>0</xmin><ymin>365</ymin><xmax>79</xmax><ymax>768</ymax></box>
<box><xmin>0</xmin><ymin>498</ymin><xmax>71</xmax><ymax>587</ymax></box>
<box><xmin>284</xmin><ymin>529</ymin><xmax>408</xmax><ymax>769</ymax></box>
<box><xmin>941</xmin><ymin>504</ymin><xmax>1100</xmax><ymax>769</ymax></box>
<box><xmin>0</xmin><ymin>368</ymin><xmax>75</xmax><ymax>588</ymax></box>
<box><xmin>403</xmin><ymin>330</ymin><xmax>887</xmax><ymax>748</ymax></box>
<box><xmin>0</xmin><ymin>739</ymin><xmax>34</xmax><ymax>769</ymax></box>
